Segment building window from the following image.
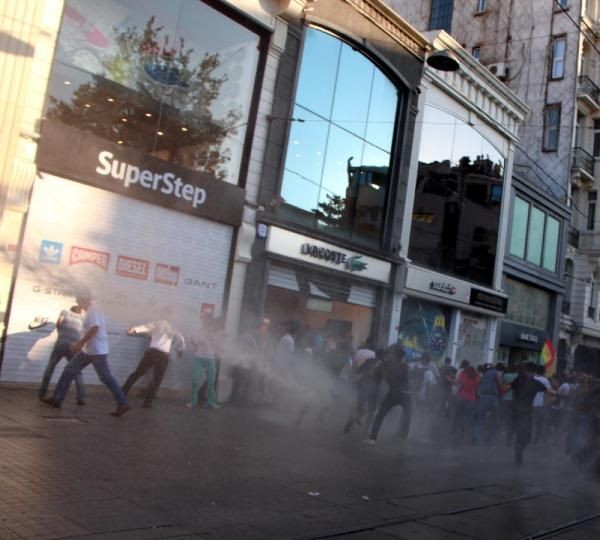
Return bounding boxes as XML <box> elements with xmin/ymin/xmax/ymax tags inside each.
<box><xmin>476</xmin><ymin>0</ymin><xmax>486</xmax><ymax>12</ymax></box>
<box><xmin>408</xmin><ymin>105</ymin><xmax>504</xmax><ymax>287</ymax></box>
<box><xmin>550</xmin><ymin>37</ymin><xmax>566</xmax><ymax>79</ymax></box>
<box><xmin>593</xmin><ymin>119</ymin><xmax>600</xmax><ymax>157</ymax></box>
<box><xmin>588</xmin><ymin>191</ymin><xmax>597</xmax><ymax>230</ymax></box>
<box><xmin>429</xmin><ymin>0</ymin><xmax>454</xmax><ymax>32</ymax></box>
<box><xmin>43</xmin><ymin>0</ymin><xmax>265</xmax><ymax>183</ymax></box>
<box><xmin>543</xmin><ymin>104</ymin><xmax>561</xmax><ymax>151</ymax></box>
<box><xmin>590</xmin><ymin>272</ymin><xmax>598</xmax><ymax>320</ymax></box>
<box><xmin>472</xmin><ymin>47</ymin><xmax>481</xmax><ymax>60</ymax></box>
<box><xmin>279</xmin><ymin>27</ymin><xmax>401</xmax><ymax>247</ymax></box>
<box><xmin>526</xmin><ymin>206</ymin><xmax>545</xmax><ymax>265</ymax></box>
<box><xmin>505</xmin><ymin>278</ymin><xmax>551</xmax><ymax>330</ymax></box>
<box><xmin>509</xmin><ymin>196</ymin><xmax>561</xmax><ymax>273</ymax></box>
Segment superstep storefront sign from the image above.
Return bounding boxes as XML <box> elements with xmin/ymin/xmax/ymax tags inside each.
<box><xmin>37</xmin><ymin>121</ymin><xmax>245</xmax><ymax>226</ymax></box>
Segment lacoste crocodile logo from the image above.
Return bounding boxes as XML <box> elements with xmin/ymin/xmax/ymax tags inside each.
<box><xmin>345</xmin><ymin>256</ymin><xmax>368</xmax><ymax>272</ymax></box>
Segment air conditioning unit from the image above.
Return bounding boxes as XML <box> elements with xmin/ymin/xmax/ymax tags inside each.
<box><xmin>487</xmin><ymin>62</ymin><xmax>509</xmax><ymax>80</ymax></box>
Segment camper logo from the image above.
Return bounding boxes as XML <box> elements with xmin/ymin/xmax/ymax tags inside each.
<box><xmin>39</xmin><ymin>240</ymin><xmax>63</xmax><ymax>264</ymax></box>
<box><xmin>345</xmin><ymin>256</ymin><xmax>368</xmax><ymax>273</ymax></box>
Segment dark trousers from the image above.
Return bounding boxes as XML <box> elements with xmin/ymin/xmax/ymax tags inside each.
<box><xmin>514</xmin><ymin>408</ymin><xmax>533</xmax><ymax>463</ymax></box>
<box><xmin>370</xmin><ymin>392</ymin><xmax>412</xmax><ymax>440</ymax></box>
<box><xmin>122</xmin><ymin>348</ymin><xmax>169</xmax><ymax>406</ymax></box>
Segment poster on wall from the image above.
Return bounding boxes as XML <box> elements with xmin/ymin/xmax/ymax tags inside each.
<box><xmin>1</xmin><ymin>174</ymin><xmax>232</xmax><ymax>389</ymax></box>
<box><xmin>398</xmin><ymin>297</ymin><xmax>452</xmax><ymax>363</ymax></box>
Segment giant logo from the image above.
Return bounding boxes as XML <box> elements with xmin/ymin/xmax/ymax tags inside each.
<box><xmin>70</xmin><ymin>246</ymin><xmax>110</xmax><ymax>271</ymax></box>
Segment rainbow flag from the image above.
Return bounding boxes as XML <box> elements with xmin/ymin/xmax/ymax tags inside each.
<box><xmin>539</xmin><ymin>339</ymin><xmax>556</xmax><ymax>376</ymax></box>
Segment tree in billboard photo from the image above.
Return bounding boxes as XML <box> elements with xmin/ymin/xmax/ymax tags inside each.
<box><xmin>47</xmin><ymin>15</ymin><xmax>241</xmax><ymax>180</ymax></box>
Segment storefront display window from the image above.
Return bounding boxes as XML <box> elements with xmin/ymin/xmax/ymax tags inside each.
<box><xmin>44</xmin><ymin>0</ymin><xmax>264</xmax><ymax>184</ymax></box>
<box><xmin>408</xmin><ymin>105</ymin><xmax>504</xmax><ymax>287</ymax></box>
<box><xmin>279</xmin><ymin>27</ymin><xmax>401</xmax><ymax>247</ymax></box>
<box><xmin>265</xmin><ymin>264</ymin><xmax>374</xmax><ymax>348</ymax></box>
<box><xmin>455</xmin><ymin>313</ymin><xmax>488</xmax><ymax>366</ymax></box>
<box><xmin>505</xmin><ymin>278</ymin><xmax>550</xmax><ymax>330</ymax></box>
<box><xmin>398</xmin><ymin>297</ymin><xmax>452</xmax><ymax>362</ymax></box>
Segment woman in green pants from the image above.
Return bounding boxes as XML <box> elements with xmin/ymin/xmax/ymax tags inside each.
<box><xmin>187</xmin><ymin>314</ymin><xmax>220</xmax><ymax>409</ymax></box>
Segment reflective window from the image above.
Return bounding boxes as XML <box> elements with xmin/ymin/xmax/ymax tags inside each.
<box><xmin>509</xmin><ymin>197</ymin><xmax>528</xmax><ymax>258</ymax></box>
<box><xmin>508</xmin><ymin>196</ymin><xmax>561</xmax><ymax>273</ymax></box>
<box><xmin>526</xmin><ymin>207</ymin><xmax>545</xmax><ymax>265</ymax></box>
<box><xmin>408</xmin><ymin>105</ymin><xmax>504</xmax><ymax>287</ymax></box>
<box><xmin>44</xmin><ymin>0</ymin><xmax>263</xmax><ymax>183</ymax></box>
<box><xmin>279</xmin><ymin>27</ymin><xmax>400</xmax><ymax>247</ymax></box>
<box><xmin>543</xmin><ymin>216</ymin><xmax>560</xmax><ymax>271</ymax></box>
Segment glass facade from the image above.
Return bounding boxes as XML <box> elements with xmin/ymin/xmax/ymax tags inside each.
<box><xmin>408</xmin><ymin>105</ymin><xmax>505</xmax><ymax>287</ymax></box>
<box><xmin>508</xmin><ymin>196</ymin><xmax>560</xmax><ymax>272</ymax></box>
<box><xmin>279</xmin><ymin>27</ymin><xmax>401</xmax><ymax>247</ymax></box>
<box><xmin>505</xmin><ymin>278</ymin><xmax>550</xmax><ymax>330</ymax></box>
<box><xmin>44</xmin><ymin>0</ymin><xmax>263</xmax><ymax>183</ymax></box>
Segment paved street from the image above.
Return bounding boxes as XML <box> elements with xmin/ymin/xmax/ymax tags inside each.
<box><xmin>0</xmin><ymin>385</ymin><xmax>599</xmax><ymax>540</ymax></box>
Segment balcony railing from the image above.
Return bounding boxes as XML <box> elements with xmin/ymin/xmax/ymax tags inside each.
<box><xmin>568</xmin><ymin>226</ymin><xmax>580</xmax><ymax>248</ymax></box>
<box><xmin>578</xmin><ymin>75</ymin><xmax>600</xmax><ymax>105</ymax></box>
<box><xmin>572</xmin><ymin>146</ymin><xmax>595</xmax><ymax>178</ymax></box>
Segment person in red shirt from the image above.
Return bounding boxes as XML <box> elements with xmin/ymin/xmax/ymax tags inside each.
<box><xmin>452</xmin><ymin>361</ymin><xmax>479</xmax><ymax>442</ymax></box>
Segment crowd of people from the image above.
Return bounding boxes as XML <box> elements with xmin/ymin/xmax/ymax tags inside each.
<box><xmin>36</xmin><ymin>302</ymin><xmax>600</xmax><ymax>473</ymax></box>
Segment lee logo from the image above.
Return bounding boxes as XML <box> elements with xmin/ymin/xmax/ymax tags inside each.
<box><xmin>70</xmin><ymin>246</ymin><xmax>110</xmax><ymax>271</ymax></box>
<box><xmin>39</xmin><ymin>240</ymin><xmax>63</xmax><ymax>264</ymax></box>
<box><xmin>155</xmin><ymin>264</ymin><xmax>179</xmax><ymax>286</ymax></box>
<box><xmin>116</xmin><ymin>255</ymin><xmax>149</xmax><ymax>280</ymax></box>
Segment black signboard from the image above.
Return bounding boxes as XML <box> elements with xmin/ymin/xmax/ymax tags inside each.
<box><xmin>37</xmin><ymin>120</ymin><xmax>245</xmax><ymax>226</ymax></box>
<box><xmin>469</xmin><ymin>287</ymin><xmax>508</xmax><ymax>314</ymax></box>
<box><xmin>499</xmin><ymin>321</ymin><xmax>546</xmax><ymax>351</ymax></box>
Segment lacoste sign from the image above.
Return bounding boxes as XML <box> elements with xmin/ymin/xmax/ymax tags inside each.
<box><xmin>37</xmin><ymin>120</ymin><xmax>245</xmax><ymax>226</ymax></box>
<box><xmin>300</xmin><ymin>243</ymin><xmax>368</xmax><ymax>272</ymax></box>
<box><xmin>265</xmin><ymin>227</ymin><xmax>391</xmax><ymax>283</ymax></box>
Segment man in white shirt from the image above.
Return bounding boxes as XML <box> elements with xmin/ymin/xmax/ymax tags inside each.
<box><xmin>41</xmin><ymin>292</ymin><xmax>129</xmax><ymax>416</ymax></box>
<box><xmin>532</xmin><ymin>364</ymin><xmax>551</xmax><ymax>443</ymax></box>
<box><xmin>122</xmin><ymin>319</ymin><xmax>185</xmax><ymax>408</ymax></box>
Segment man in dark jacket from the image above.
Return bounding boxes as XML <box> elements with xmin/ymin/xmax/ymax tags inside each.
<box><xmin>367</xmin><ymin>344</ymin><xmax>411</xmax><ymax>445</ymax></box>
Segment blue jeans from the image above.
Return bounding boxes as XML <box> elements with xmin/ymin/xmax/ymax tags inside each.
<box><xmin>39</xmin><ymin>340</ymin><xmax>85</xmax><ymax>401</ymax></box>
<box><xmin>53</xmin><ymin>352</ymin><xmax>127</xmax><ymax>406</ymax></box>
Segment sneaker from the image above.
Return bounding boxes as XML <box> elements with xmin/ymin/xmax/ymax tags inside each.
<box><xmin>77</xmin><ymin>399</ymin><xmax>86</xmax><ymax>406</ymax></box>
<box><xmin>110</xmin><ymin>404</ymin><xmax>130</xmax><ymax>417</ymax></box>
<box><xmin>207</xmin><ymin>403</ymin><xmax>221</xmax><ymax>409</ymax></box>
<box><xmin>40</xmin><ymin>397</ymin><xmax>61</xmax><ymax>408</ymax></box>
<box><xmin>185</xmin><ymin>402</ymin><xmax>195</xmax><ymax>408</ymax></box>
<box><xmin>366</xmin><ymin>439</ymin><xmax>376</xmax><ymax>446</ymax></box>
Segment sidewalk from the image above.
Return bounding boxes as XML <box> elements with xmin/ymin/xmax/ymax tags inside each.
<box><xmin>0</xmin><ymin>384</ymin><xmax>599</xmax><ymax>539</ymax></box>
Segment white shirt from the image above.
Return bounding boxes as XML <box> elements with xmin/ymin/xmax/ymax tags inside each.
<box><xmin>57</xmin><ymin>310</ymin><xmax>83</xmax><ymax>343</ymax></box>
<box><xmin>274</xmin><ymin>334</ymin><xmax>294</xmax><ymax>366</ymax></box>
<box><xmin>533</xmin><ymin>375</ymin><xmax>551</xmax><ymax>407</ymax></box>
<box><xmin>131</xmin><ymin>320</ymin><xmax>185</xmax><ymax>354</ymax></box>
<box><xmin>353</xmin><ymin>348</ymin><xmax>375</xmax><ymax>370</ymax></box>
<box><xmin>82</xmin><ymin>303</ymin><xmax>109</xmax><ymax>355</ymax></box>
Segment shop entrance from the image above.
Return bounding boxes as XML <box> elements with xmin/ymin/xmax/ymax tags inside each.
<box><xmin>265</xmin><ymin>264</ymin><xmax>375</xmax><ymax>349</ymax></box>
